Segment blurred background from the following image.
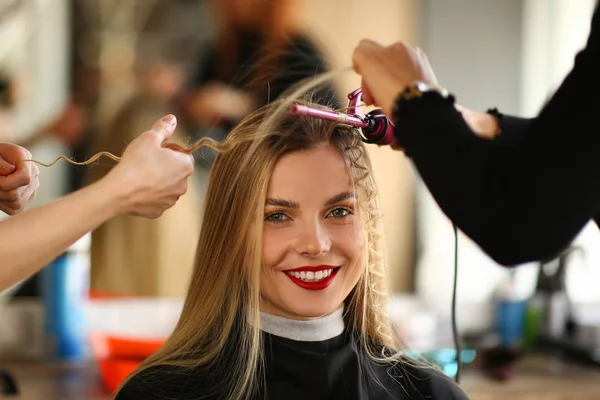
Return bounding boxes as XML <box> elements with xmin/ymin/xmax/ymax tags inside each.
<box><xmin>1</xmin><ymin>0</ymin><xmax>599</xmax><ymax>399</ymax></box>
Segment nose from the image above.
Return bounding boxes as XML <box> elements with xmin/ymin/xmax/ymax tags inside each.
<box><xmin>294</xmin><ymin>218</ymin><xmax>332</xmax><ymax>257</ymax></box>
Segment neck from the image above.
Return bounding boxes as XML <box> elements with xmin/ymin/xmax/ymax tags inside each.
<box><xmin>260</xmin><ymin>307</ymin><xmax>345</xmax><ymax>342</ymax></box>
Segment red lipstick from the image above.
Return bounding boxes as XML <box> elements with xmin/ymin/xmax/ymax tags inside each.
<box><xmin>284</xmin><ymin>265</ymin><xmax>340</xmax><ymax>291</ymax></box>
<box><xmin>286</xmin><ymin>265</ymin><xmax>337</xmax><ymax>272</ymax></box>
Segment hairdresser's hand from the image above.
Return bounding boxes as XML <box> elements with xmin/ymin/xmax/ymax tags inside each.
<box><xmin>103</xmin><ymin>115</ymin><xmax>194</xmax><ymax>219</ymax></box>
<box><xmin>0</xmin><ymin>143</ymin><xmax>39</xmax><ymax>215</ymax></box>
<box><xmin>184</xmin><ymin>83</ymin><xmax>256</xmax><ymax>126</ymax></box>
<box><xmin>352</xmin><ymin>39</ymin><xmax>436</xmax><ymax>116</ymax></box>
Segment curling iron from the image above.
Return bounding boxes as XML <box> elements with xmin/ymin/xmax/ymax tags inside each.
<box><xmin>289</xmin><ymin>88</ymin><xmax>396</xmax><ymax>145</ymax></box>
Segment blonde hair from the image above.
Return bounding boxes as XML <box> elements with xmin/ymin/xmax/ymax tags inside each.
<box><xmin>24</xmin><ymin>69</ymin><xmax>408</xmax><ymax>397</ymax></box>
<box><xmin>112</xmin><ymin>87</ymin><xmax>403</xmax><ymax>398</ymax></box>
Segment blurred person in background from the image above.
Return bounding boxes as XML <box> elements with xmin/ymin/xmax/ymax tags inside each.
<box><xmin>0</xmin><ymin>71</ymin><xmax>86</xmax><ymax>163</ymax></box>
<box><xmin>85</xmin><ymin>60</ymin><xmax>201</xmax><ymax>297</ymax></box>
<box><xmin>180</xmin><ymin>0</ymin><xmax>339</xmax><ymax>168</ymax></box>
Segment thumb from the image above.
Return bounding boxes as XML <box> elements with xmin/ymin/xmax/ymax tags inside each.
<box><xmin>151</xmin><ymin>114</ymin><xmax>178</xmax><ymax>142</ymax></box>
<box><xmin>360</xmin><ymin>79</ymin><xmax>374</xmax><ymax>106</ymax></box>
<box><xmin>416</xmin><ymin>47</ymin><xmax>438</xmax><ymax>85</ymax></box>
<box><xmin>0</xmin><ymin>156</ymin><xmax>16</xmax><ymax>176</ymax></box>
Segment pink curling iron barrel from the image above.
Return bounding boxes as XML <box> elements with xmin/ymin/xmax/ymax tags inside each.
<box><xmin>289</xmin><ymin>88</ymin><xmax>396</xmax><ymax>145</ymax></box>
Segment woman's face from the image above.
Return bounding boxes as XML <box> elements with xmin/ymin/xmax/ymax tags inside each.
<box><xmin>260</xmin><ymin>144</ymin><xmax>366</xmax><ymax>320</ymax></box>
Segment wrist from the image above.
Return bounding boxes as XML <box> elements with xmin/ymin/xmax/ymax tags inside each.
<box><xmin>97</xmin><ymin>169</ymin><xmax>135</xmax><ymax>217</ymax></box>
<box><xmin>474</xmin><ymin>112</ymin><xmax>501</xmax><ymax>138</ymax></box>
<box><xmin>391</xmin><ymin>81</ymin><xmax>455</xmax><ymax>151</ymax></box>
<box><xmin>455</xmin><ymin>105</ymin><xmax>501</xmax><ymax>139</ymax></box>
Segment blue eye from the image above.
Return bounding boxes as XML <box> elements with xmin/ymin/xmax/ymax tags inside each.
<box><xmin>327</xmin><ymin>207</ymin><xmax>352</xmax><ymax>219</ymax></box>
<box><xmin>265</xmin><ymin>212</ymin><xmax>289</xmax><ymax>223</ymax></box>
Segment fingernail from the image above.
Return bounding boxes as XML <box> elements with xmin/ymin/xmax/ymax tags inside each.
<box><xmin>162</xmin><ymin>115</ymin><xmax>177</xmax><ymax>126</ymax></box>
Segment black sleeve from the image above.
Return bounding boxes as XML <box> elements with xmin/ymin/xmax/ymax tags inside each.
<box><xmin>264</xmin><ymin>35</ymin><xmax>341</xmax><ymax>108</ymax></box>
<box><xmin>492</xmin><ymin>113</ymin><xmax>534</xmax><ymax>145</ymax></box>
<box><xmin>393</xmin><ymin>6</ymin><xmax>600</xmax><ymax>266</ymax></box>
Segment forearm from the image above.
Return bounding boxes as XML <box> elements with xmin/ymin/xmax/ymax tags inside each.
<box><xmin>392</xmin><ymin>7</ymin><xmax>600</xmax><ymax>265</ymax></box>
<box><xmin>455</xmin><ymin>105</ymin><xmax>536</xmax><ymax>144</ymax></box>
<box><xmin>397</xmin><ymin>91</ymin><xmax>600</xmax><ymax>265</ymax></box>
<box><xmin>0</xmin><ymin>177</ymin><xmax>126</xmax><ymax>290</ymax></box>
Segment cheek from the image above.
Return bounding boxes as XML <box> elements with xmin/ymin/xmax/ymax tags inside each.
<box><xmin>261</xmin><ymin>228</ymin><xmax>289</xmax><ymax>268</ymax></box>
<box><xmin>334</xmin><ymin>222</ymin><xmax>366</xmax><ymax>265</ymax></box>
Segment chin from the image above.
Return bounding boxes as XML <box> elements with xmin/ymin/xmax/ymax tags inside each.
<box><xmin>288</xmin><ymin>300</ymin><xmax>341</xmax><ymax>320</ymax></box>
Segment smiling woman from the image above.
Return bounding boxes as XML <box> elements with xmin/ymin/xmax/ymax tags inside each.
<box><xmin>114</xmin><ymin>97</ymin><xmax>469</xmax><ymax>400</ymax></box>
<box><xmin>261</xmin><ymin>146</ymin><xmax>365</xmax><ymax>319</ymax></box>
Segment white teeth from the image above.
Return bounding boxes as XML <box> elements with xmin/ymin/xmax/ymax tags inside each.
<box><xmin>285</xmin><ymin>268</ymin><xmax>336</xmax><ymax>282</ymax></box>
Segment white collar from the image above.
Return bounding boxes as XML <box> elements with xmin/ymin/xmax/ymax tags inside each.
<box><xmin>260</xmin><ymin>307</ymin><xmax>345</xmax><ymax>342</ymax></box>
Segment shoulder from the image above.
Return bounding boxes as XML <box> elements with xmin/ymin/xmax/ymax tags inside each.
<box><xmin>114</xmin><ymin>365</ymin><xmax>215</xmax><ymax>400</ymax></box>
<box><xmin>389</xmin><ymin>358</ymin><xmax>470</xmax><ymax>400</ymax></box>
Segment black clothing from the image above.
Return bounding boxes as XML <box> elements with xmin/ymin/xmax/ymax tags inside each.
<box><xmin>392</xmin><ymin>6</ymin><xmax>600</xmax><ymax>266</ymax></box>
<box><xmin>116</xmin><ymin>330</ymin><xmax>469</xmax><ymax>400</ymax></box>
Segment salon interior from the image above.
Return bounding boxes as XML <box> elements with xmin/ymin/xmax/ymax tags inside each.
<box><xmin>1</xmin><ymin>0</ymin><xmax>599</xmax><ymax>399</ymax></box>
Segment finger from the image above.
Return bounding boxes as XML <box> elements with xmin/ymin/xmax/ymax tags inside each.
<box><xmin>15</xmin><ymin>174</ymin><xmax>39</xmax><ymax>201</ymax></box>
<box><xmin>0</xmin><ymin>144</ymin><xmax>32</xmax><ymax>166</ymax></box>
<box><xmin>360</xmin><ymin>79</ymin><xmax>374</xmax><ymax>106</ymax></box>
<box><xmin>162</xmin><ymin>142</ymin><xmax>187</xmax><ymax>152</ymax></box>
<box><xmin>416</xmin><ymin>47</ymin><xmax>438</xmax><ymax>84</ymax></box>
<box><xmin>0</xmin><ymin>168</ymin><xmax>31</xmax><ymax>192</ymax></box>
<box><xmin>32</xmin><ymin>173</ymin><xmax>40</xmax><ymax>190</ymax></box>
<box><xmin>175</xmin><ymin>180</ymin><xmax>188</xmax><ymax>197</ymax></box>
<box><xmin>150</xmin><ymin>114</ymin><xmax>178</xmax><ymax>142</ymax></box>
<box><xmin>0</xmin><ymin>189</ymin><xmax>19</xmax><ymax>201</ymax></box>
<box><xmin>0</xmin><ymin>156</ymin><xmax>16</xmax><ymax>176</ymax></box>
<box><xmin>28</xmin><ymin>188</ymin><xmax>36</xmax><ymax>203</ymax></box>
<box><xmin>162</xmin><ymin>145</ymin><xmax>195</xmax><ymax>172</ymax></box>
<box><xmin>351</xmin><ymin>49</ymin><xmax>363</xmax><ymax>73</ymax></box>
<box><xmin>5</xmin><ymin>199</ymin><xmax>21</xmax><ymax>210</ymax></box>
<box><xmin>31</xmin><ymin>163</ymin><xmax>40</xmax><ymax>181</ymax></box>
<box><xmin>357</xmin><ymin>38</ymin><xmax>384</xmax><ymax>50</ymax></box>
<box><xmin>135</xmin><ymin>207</ymin><xmax>164</xmax><ymax>219</ymax></box>
<box><xmin>352</xmin><ymin>39</ymin><xmax>383</xmax><ymax>72</ymax></box>
<box><xmin>20</xmin><ymin>160</ymin><xmax>38</xmax><ymax>183</ymax></box>
<box><xmin>20</xmin><ymin>183</ymin><xmax>36</xmax><ymax>204</ymax></box>
<box><xmin>0</xmin><ymin>204</ymin><xmax>16</xmax><ymax>216</ymax></box>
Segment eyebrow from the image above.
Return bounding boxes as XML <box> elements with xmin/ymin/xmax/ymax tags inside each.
<box><xmin>265</xmin><ymin>198</ymin><xmax>299</xmax><ymax>208</ymax></box>
<box><xmin>325</xmin><ymin>191</ymin><xmax>355</xmax><ymax>206</ymax></box>
<box><xmin>265</xmin><ymin>191</ymin><xmax>355</xmax><ymax>208</ymax></box>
